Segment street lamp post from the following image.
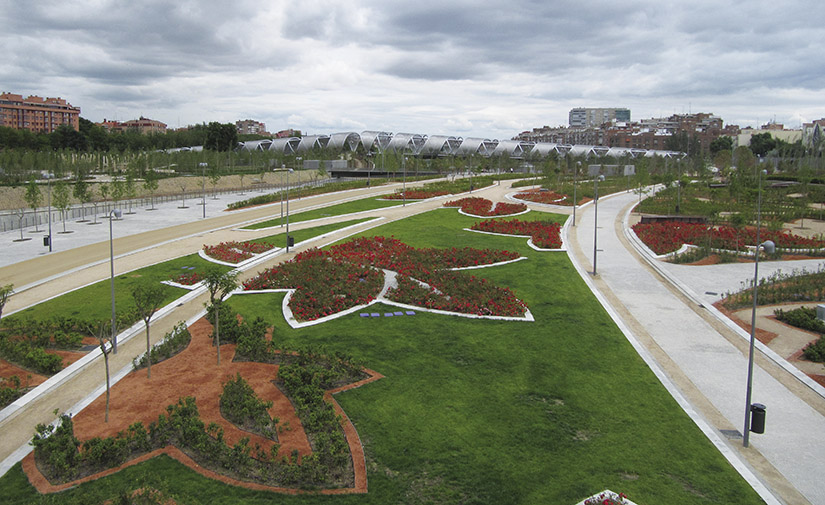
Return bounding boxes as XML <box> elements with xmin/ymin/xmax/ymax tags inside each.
<box><xmin>592</xmin><ymin>174</ymin><xmax>605</xmax><ymax>276</ymax></box>
<box><xmin>287</xmin><ymin>158</ymin><xmax>299</xmax><ymax>252</ymax></box>
<box><xmin>280</xmin><ymin>164</ymin><xmax>285</xmax><ymax>227</ymax></box>
<box><xmin>573</xmin><ymin>161</ymin><xmax>580</xmax><ymax>227</ymax></box>
<box><xmin>402</xmin><ymin>155</ymin><xmax>407</xmax><ymax>207</ymax></box>
<box><xmin>46</xmin><ymin>173</ymin><xmax>53</xmax><ymax>252</ymax></box>
<box><xmin>743</xmin><ymin>169</ymin><xmax>774</xmax><ymax>447</ymax></box>
<box><xmin>108</xmin><ymin>208</ymin><xmax>123</xmax><ymax>353</ymax></box>
<box><xmin>199</xmin><ymin>162</ymin><xmax>207</xmax><ymax>219</ymax></box>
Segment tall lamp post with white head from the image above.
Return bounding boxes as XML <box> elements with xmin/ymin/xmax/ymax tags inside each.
<box><xmin>743</xmin><ymin>169</ymin><xmax>774</xmax><ymax>447</ymax></box>
<box><xmin>108</xmin><ymin>208</ymin><xmax>123</xmax><ymax>353</ymax></box>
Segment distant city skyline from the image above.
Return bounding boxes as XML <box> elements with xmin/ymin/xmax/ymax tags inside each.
<box><xmin>2</xmin><ymin>1</ymin><xmax>823</xmax><ymax>138</ymax></box>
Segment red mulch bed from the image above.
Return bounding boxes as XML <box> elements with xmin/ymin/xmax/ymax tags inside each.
<box><xmin>23</xmin><ymin>317</ymin><xmax>382</xmax><ymax>495</ymax></box>
<box><xmin>712</xmin><ymin>302</ymin><xmax>779</xmax><ymax>345</ymax></box>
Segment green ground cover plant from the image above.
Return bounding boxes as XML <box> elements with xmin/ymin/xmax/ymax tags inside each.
<box><xmin>0</xmin><ymin>207</ymin><xmax>764</xmax><ymax>504</ymax></box>
<box><xmin>774</xmin><ymin>306</ymin><xmax>825</xmax><ymax>362</ymax></box>
<box><xmin>721</xmin><ymin>266</ymin><xmax>825</xmax><ymax>310</ymax></box>
<box><xmin>132</xmin><ymin>323</ymin><xmax>191</xmax><ymax>371</ymax></box>
<box><xmin>243</xmin><ymin>198</ymin><xmax>404</xmax><ymax>230</ymax></box>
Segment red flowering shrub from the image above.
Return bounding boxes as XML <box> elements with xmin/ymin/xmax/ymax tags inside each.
<box><xmin>443</xmin><ymin>197</ymin><xmax>527</xmax><ymax>216</ymax></box>
<box><xmin>514</xmin><ymin>189</ymin><xmax>569</xmax><ymax>205</ymax></box>
<box><xmin>203</xmin><ymin>241</ymin><xmax>275</xmax><ymax>264</ymax></box>
<box><xmin>471</xmin><ymin>219</ymin><xmax>562</xmax><ymax>249</ymax></box>
<box><xmin>243</xmin><ymin>236</ymin><xmax>527</xmax><ymax>320</ymax></box>
<box><xmin>173</xmin><ymin>272</ymin><xmax>203</xmax><ymax>285</ymax></box>
<box><xmin>631</xmin><ymin>221</ymin><xmax>825</xmax><ymax>255</ymax></box>
<box><xmin>384</xmin><ymin>190</ymin><xmax>450</xmax><ymax>200</ymax></box>
<box><xmin>243</xmin><ymin>248</ymin><xmax>385</xmax><ymax>321</ymax></box>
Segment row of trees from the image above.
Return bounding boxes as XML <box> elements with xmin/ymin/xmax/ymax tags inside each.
<box><xmin>0</xmin><ymin>120</ymin><xmax>245</xmax><ymax>153</ymax></box>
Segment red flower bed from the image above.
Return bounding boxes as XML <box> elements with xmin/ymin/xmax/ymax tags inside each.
<box><xmin>383</xmin><ymin>190</ymin><xmax>450</xmax><ymax>200</ymax></box>
<box><xmin>632</xmin><ymin>221</ymin><xmax>825</xmax><ymax>255</ymax></box>
<box><xmin>472</xmin><ymin>219</ymin><xmax>562</xmax><ymax>249</ymax></box>
<box><xmin>243</xmin><ymin>236</ymin><xmax>527</xmax><ymax>320</ymax></box>
<box><xmin>243</xmin><ymin>248</ymin><xmax>385</xmax><ymax>321</ymax></box>
<box><xmin>514</xmin><ymin>189</ymin><xmax>570</xmax><ymax>205</ymax></box>
<box><xmin>443</xmin><ymin>197</ymin><xmax>527</xmax><ymax>216</ymax></box>
<box><xmin>173</xmin><ymin>272</ymin><xmax>203</xmax><ymax>285</ymax></box>
<box><xmin>203</xmin><ymin>241</ymin><xmax>275</xmax><ymax>264</ymax></box>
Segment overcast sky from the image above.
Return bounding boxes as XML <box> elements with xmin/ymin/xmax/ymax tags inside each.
<box><xmin>2</xmin><ymin>0</ymin><xmax>824</xmax><ymax>139</ymax></box>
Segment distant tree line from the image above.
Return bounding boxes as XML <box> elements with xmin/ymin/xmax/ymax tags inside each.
<box><xmin>0</xmin><ymin>119</ymin><xmax>247</xmax><ymax>153</ymax></box>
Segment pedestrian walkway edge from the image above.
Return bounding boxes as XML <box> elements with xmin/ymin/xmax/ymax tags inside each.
<box><xmin>564</xmin><ymin>214</ymin><xmax>783</xmax><ymax>505</ymax></box>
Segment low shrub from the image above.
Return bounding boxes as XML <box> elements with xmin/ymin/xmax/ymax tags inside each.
<box><xmin>132</xmin><ymin>323</ymin><xmax>192</xmax><ymax>371</ymax></box>
<box><xmin>220</xmin><ymin>373</ymin><xmax>279</xmax><ymax>441</ymax></box>
<box><xmin>774</xmin><ymin>306</ymin><xmax>825</xmax><ymax>334</ymax></box>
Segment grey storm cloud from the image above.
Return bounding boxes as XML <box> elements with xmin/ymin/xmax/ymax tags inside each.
<box><xmin>1</xmin><ymin>0</ymin><xmax>823</xmax><ymax>137</ymax></box>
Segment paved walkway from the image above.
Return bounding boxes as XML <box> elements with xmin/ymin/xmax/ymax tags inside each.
<box><xmin>567</xmin><ymin>189</ymin><xmax>825</xmax><ymax>505</ymax></box>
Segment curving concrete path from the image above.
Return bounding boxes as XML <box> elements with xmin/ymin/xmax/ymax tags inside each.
<box><xmin>567</xmin><ymin>189</ymin><xmax>825</xmax><ymax>505</ymax></box>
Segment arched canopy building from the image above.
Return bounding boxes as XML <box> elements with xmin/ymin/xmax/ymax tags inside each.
<box><xmin>492</xmin><ymin>140</ymin><xmax>534</xmax><ymax>158</ymax></box>
<box><xmin>360</xmin><ymin>131</ymin><xmax>392</xmax><ymax>152</ymax></box>
<box><xmin>455</xmin><ymin>137</ymin><xmax>499</xmax><ymax>157</ymax></box>
<box><xmin>328</xmin><ymin>132</ymin><xmax>361</xmax><ymax>152</ymax></box>
<box><xmin>419</xmin><ymin>135</ymin><xmax>463</xmax><ymax>157</ymax></box>
<box><xmin>387</xmin><ymin>133</ymin><xmax>427</xmax><ymax>154</ymax></box>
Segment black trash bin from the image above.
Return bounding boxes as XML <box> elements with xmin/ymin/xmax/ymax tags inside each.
<box><xmin>43</xmin><ymin>235</ymin><xmax>50</xmax><ymax>247</ymax></box>
<box><xmin>750</xmin><ymin>403</ymin><xmax>766</xmax><ymax>434</ymax></box>
<box><xmin>287</xmin><ymin>236</ymin><xmax>294</xmax><ymax>247</ymax></box>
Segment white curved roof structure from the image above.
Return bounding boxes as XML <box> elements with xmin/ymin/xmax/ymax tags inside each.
<box><xmin>568</xmin><ymin>144</ymin><xmax>610</xmax><ymax>157</ymax></box>
<box><xmin>387</xmin><ymin>133</ymin><xmax>427</xmax><ymax>154</ymax></box>
<box><xmin>492</xmin><ymin>140</ymin><xmax>534</xmax><ymax>158</ymax></box>
<box><xmin>268</xmin><ymin>137</ymin><xmax>301</xmax><ymax>155</ymax></box>
<box><xmin>455</xmin><ymin>137</ymin><xmax>499</xmax><ymax>156</ymax></box>
<box><xmin>296</xmin><ymin>135</ymin><xmax>330</xmax><ymax>152</ymax></box>
<box><xmin>239</xmin><ymin>139</ymin><xmax>273</xmax><ymax>151</ymax></box>
<box><xmin>360</xmin><ymin>131</ymin><xmax>392</xmax><ymax>152</ymax></box>
<box><xmin>419</xmin><ymin>135</ymin><xmax>463</xmax><ymax>157</ymax></box>
<box><xmin>328</xmin><ymin>132</ymin><xmax>361</xmax><ymax>152</ymax></box>
<box><xmin>529</xmin><ymin>143</ymin><xmax>573</xmax><ymax>158</ymax></box>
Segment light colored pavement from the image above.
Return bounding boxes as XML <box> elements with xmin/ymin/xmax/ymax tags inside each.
<box><xmin>568</xmin><ymin>189</ymin><xmax>825</xmax><ymax>505</ymax></box>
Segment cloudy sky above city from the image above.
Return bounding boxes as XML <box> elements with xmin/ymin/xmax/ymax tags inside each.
<box><xmin>2</xmin><ymin>0</ymin><xmax>823</xmax><ymax>139</ymax></box>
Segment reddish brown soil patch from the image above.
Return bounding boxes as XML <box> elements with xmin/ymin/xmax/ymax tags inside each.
<box><xmin>712</xmin><ymin>302</ymin><xmax>779</xmax><ymax>345</ymax></box>
<box><xmin>0</xmin><ymin>359</ymin><xmax>47</xmax><ymax>385</ymax></box>
<box><xmin>808</xmin><ymin>374</ymin><xmax>825</xmax><ymax>388</ymax></box>
<box><xmin>23</xmin><ymin>316</ymin><xmax>382</xmax><ymax>495</ymax></box>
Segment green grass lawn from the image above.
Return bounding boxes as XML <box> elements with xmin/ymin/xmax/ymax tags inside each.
<box><xmin>7</xmin><ymin>254</ymin><xmax>224</xmax><ymax>325</ymax></box>
<box><xmin>0</xmin><ymin>208</ymin><xmax>764</xmax><ymax>504</ymax></box>
<box><xmin>242</xmin><ymin>196</ymin><xmax>407</xmax><ymax>230</ymax></box>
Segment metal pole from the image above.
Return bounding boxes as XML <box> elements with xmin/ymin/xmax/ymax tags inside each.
<box><xmin>47</xmin><ymin>176</ymin><xmax>53</xmax><ymax>252</ymax></box>
<box><xmin>573</xmin><ymin>161</ymin><xmax>579</xmax><ymax>227</ymax></box>
<box><xmin>593</xmin><ymin>176</ymin><xmax>600</xmax><ymax>275</ymax></box>
<box><xmin>108</xmin><ymin>209</ymin><xmax>121</xmax><ymax>353</ymax></box>
<box><xmin>201</xmin><ymin>162</ymin><xmax>206</xmax><ymax>219</ymax></box>
<box><xmin>743</xmin><ymin>170</ymin><xmax>766</xmax><ymax>447</ymax></box>
<box><xmin>280</xmin><ymin>164</ymin><xmax>284</xmax><ymax>227</ymax></box>
<box><xmin>402</xmin><ymin>156</ymin><xmax>407</xmax><ymax>207</ymax></box>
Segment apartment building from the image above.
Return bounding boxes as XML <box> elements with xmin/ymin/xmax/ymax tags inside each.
<box><xmin>569</xmin><ymin>107</ymin><xmax>630</xmax><ymax>128</ymax></box>
<box><xmin>100</xmin><ymin>117</ymin><xmax>167</xmax><ymax>134</ymax></box>
<box><xmin>0</xmin><ymin>92</ymin><xmax>80</xmax><ymax>133</ymax></box>
<box><xmin>235</xmin><ymin>119</ymin><xmax>268</xmax><ymax>136</ymax></box>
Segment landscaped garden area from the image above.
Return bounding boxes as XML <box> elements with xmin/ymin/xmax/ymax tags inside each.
<box><xmin>0</xmin><ymin>203</ymin><xmax>767</xmax><ymax>504</ymax></box>
<box><xmin>443</xmin><ymin>196</ymin><xmax>527</xmax><ymax>217</ymax></box>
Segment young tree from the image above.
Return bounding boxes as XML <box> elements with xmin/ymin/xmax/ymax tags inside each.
<box><xmin>98</xmin><ymin>182</ymin><xmax>110</xmax><ymax>214</ymax></box>
<box><xmin>83</xmin><ymin>321</ymin><xmax>113</xmax><ymax>423</ymax></box>
<box><xmin>73</xmin><ymin>176</ymin><xmax>89</xmax><ymax>222</ymax></box>
<box><xmin>202</xmin><ymin>267</ymin><xmax>239</xmax><ymax>365</ymax></box>
<box><xmin>143</xmin><ymin>170</ymin><xmax>159</xmax><ymax>210</ymax></box>
<box><xmin>209</xmin><ymin>167</ymin><xmax>221</xmax><ymax>199</ymax></box>
<box><xmin>177</xmin><ymin>178</ymin><xmax>189</xmax><ymax>208</ymax></box>
<box><xmin>132</xmin><ymin>282</ymin><xmax>167</xmax><ymax>379</ymax></box>
<box><xmin>0</xmin><ymin>284</ymin><xmax>13</xmax><ymax>321</ymax></box>
<box><xmin>124</xmin><ymin>169</ymin><xmax>137</xmax><ymax>214</ymax></box>
<box><xmin>52</xmin><ymin>180</ymin><xmax>72</xmax><ymax>233</ymax></box>
<box><xmin>111</xmin><ymin>176</ymin><xmax>125</xmax><ymax>211</ymax></box>
<box><xmin>24</xmin><ymin>176</ymin><xmax>43</xmax><ymax>232</ymax></box>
